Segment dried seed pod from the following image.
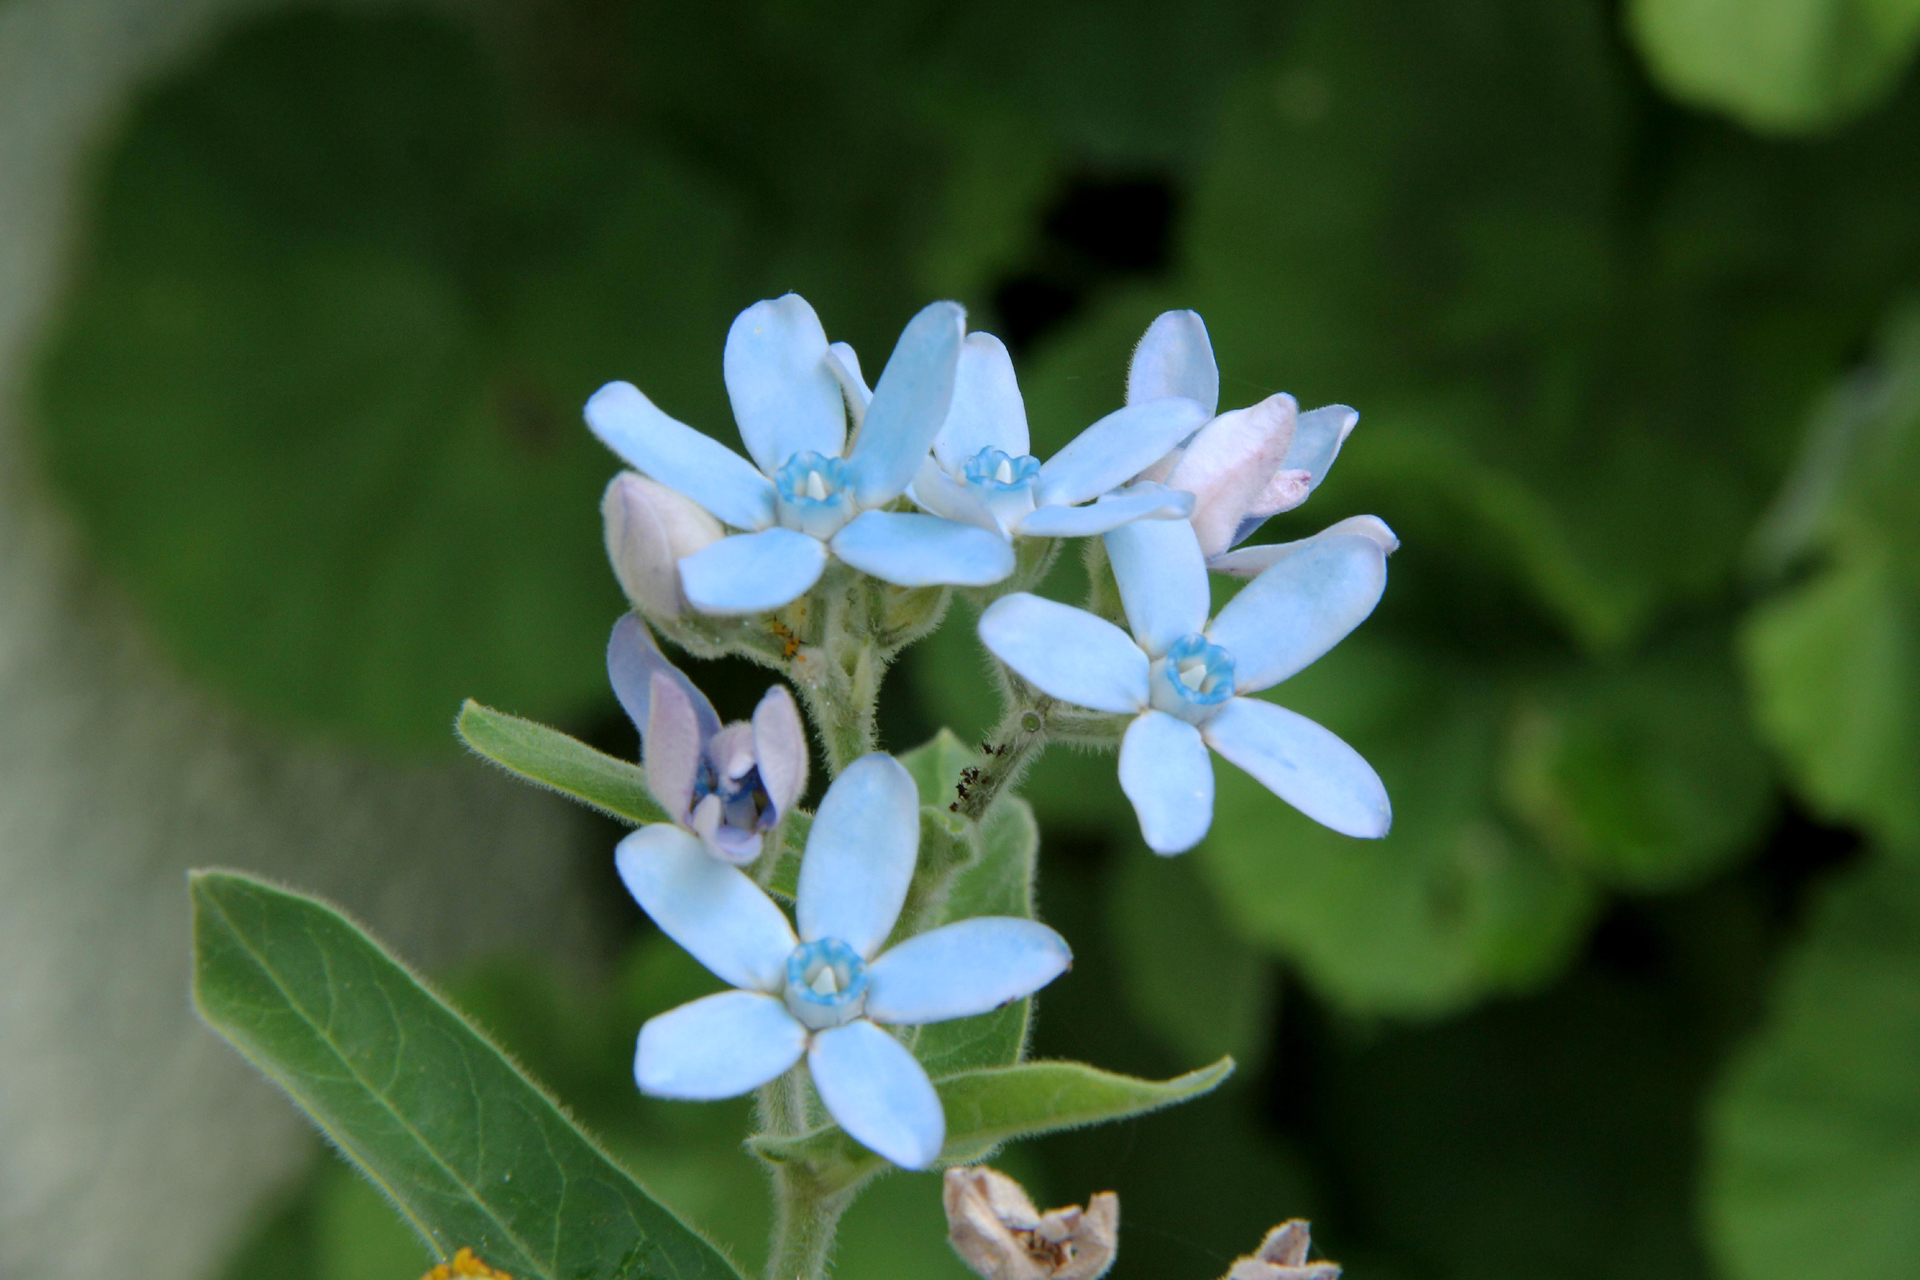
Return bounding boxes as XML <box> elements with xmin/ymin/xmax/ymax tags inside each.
<box><xmin>944</xmin><ymin>1166</ymin><xmax>1119</xmax><ymax>1280</ymax></box>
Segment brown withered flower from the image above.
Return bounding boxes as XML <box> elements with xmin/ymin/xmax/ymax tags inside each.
<box><xmin>944</xmin><ymin>1165</ymin><xmax>1119</xmax><ymax>1280</ymax></box>
<box><xmin>1223</xmin><ymin>1219</ymin><xmax>1340</xmax><ymax>1280</ymax></box>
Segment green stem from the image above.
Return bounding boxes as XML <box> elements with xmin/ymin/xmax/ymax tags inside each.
<box><xmin>764</xmin><ymin>1164</ymin><xmax>858</xmax><ymax>1280</ymax></box>
<box><xmin>957</xmin><ymin>695</ymin><xmax>1053</xmax><ymax>822</ymax></box>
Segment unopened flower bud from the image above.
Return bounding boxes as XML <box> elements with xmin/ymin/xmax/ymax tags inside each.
<box><xmin>944</xmin><ymin>1166</ymin><xmax>1119</xmax><ymax>1280</ymax></box>
<box><xmin>1222</xmin><ymin>1220</ymin><xmax>1339</xmax><ymax>1280</ymax></box>
<box><xmin>602</xmin><ymin>471</ymin><xmax>724</xmax><ymax>619</ymax></box>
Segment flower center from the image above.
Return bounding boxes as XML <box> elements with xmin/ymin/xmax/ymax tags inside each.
<box><xmin>773</xmin><ymin>451</ymin><xmax>858</xmax><ymax>538</ymax></box>
<box><xmin>783</xmin><ymin>937</ymin><xmax>868</xmax><ymax>1030</ymax></box>
<box><xmin>1148</xmin><ymin>633</ymin><xmax>1235</xmax><ymax>722</ymax></box>
<box><xmin>959</xmin><ymin>447</ymin><xmax>1041</xmax><ymax>533</ymax></box>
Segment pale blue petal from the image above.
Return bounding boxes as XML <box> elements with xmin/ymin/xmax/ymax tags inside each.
<box><xmin>607</xmin><ymin>614</ymin><xmax>720</xmax><ymax>741</ymax></box>
<box><xmin>635</xmin><ymin>990</ymin><xmax>806</xmax><ymax>1099</ymax></box>
<box><xmin>1205</xmin><ymin>532</ymin><xmax>1389</xmax><ymax>692</ymax></box>
<box><xmin>1127</xmin><ymin>310</ymin><xmax>1219</xmax><ymax>415</ymax></box>
<box><xmin>796</xmin><ymin>754</ymin><xmax>920</xmax><ymax>958</ymax></box>
<box><xmin>585</xmin><ymin>381</ymin><xmax>775</xmax><ymax>531</ymax></box>
<box><xmin>751</xmin><ymin>685</ymin><xmax>809</xmax><ymax>821</ymax></box>
<box><xmin>1118</xmin><ymin>710</ymin><xmax>1215</xmax><ymax>855</ymax></box>
<box><xmin>724</xmin><ymin>295</ymin><xmax>848</xmax><ymax>474</ymax></box>
<box><xmin>1282</xmin><ymin>404</ymin><xmax>1359</xmax><ymax>491</ymax></box>
<box><xmin>908</xmin><ymin>457</ymin><xmax>1001</xmax><ymax>532</ymax></box>
<box><xmin>809</xmin><ymin>1021</ymin><xmax>945</xmax><ymax>1169</ymax></box>
<box><xmin>643</xmin><ymin>674</ymin><xmax>703</xmax><ymax>822</ymax></box>
<box><xmin>678</xmin><ymin>528</ymin><xmax>829</xmax><ymax>616</ymax></box>
<box><xmin>977</xmin><ymin>594</ymin><xmax>1149</xmax><ymax>714</ymax></box>
<box><xmin>1035</xmin><ymin>397</ymin><xmax>1210</xmax><ymax>507</ymax></box>
<box><xmin>864</xmin><ymin>918</ymin><xmax>1071</xmax><ymax>1025</ymax></box>
<box><xmin>615</xmin><ymin>825</ymin><xmax>797</xmax><ymax>992</ymax></box>
<box><xmin>847</xmin><ymin>301</ymin><xmax>966</xmax><ymax>507</ymax></box>
<box><xmin>828</xmin><ymin>341</ymin><xmax>871</xmax><ymax>404</ymax></box>
<box><xmin>1014</xmin><ymin>482</ymin><xmax>1194</xmax><ymax>538</ymax></box>
<box><xmin>933</xmin><ymin>332</ymin><xmax>1030</xmax><ymax>470</ymax></box>
<box><xmin>830</xmin><ymin>510</ymin><xmax>1014</xmax><ymax>587</ymax></box>
<box><xmin>1208</xmin><ymin>514</ymin><xmax>1398</xmax><ymax>579</ymax></box>
<box><xmin>1103</xmin><ymin>518</ymin><xmax>1210</xmax><ymax>657</ymax></box>
<box><xmin>1204</xmin><ymin>696</ymin><xmax>1390</xmax><ymax>838</ymax></box>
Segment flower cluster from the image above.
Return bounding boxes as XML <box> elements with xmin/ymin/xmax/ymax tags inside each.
<box><xmin>582</xmin><ymin>292</ymin><xmax>1396</xmax><ymax>1172</ymax></box>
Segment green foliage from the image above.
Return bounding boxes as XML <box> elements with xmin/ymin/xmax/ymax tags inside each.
<box><xmin>1743</xmin><ymin>308</ymin><xmax>1920</xmax><ymax>852</ymax></box>
<box><xmin>457</xmin><ymin>699</ymin><xmax>666</xmax><ymax>825</ymax></box>
<box><xmin>1629</xmin><ymin>0</ymin><xmax>1920</xmax><ymax>134</ymax></box>
<box><xmin>189</xmin><ymin>869</ymin><xmax>744</xmax><ymax>1280</ymax></box>
<box><xmin>1705</xmin><ymin>857</ymin><xmax>1920</xmax><ymax>1280</ymax></box>
<box><xmin>750</xmin><ymin>1057</ymin><xmax>1235</xmax><ymax>1195</ymax></box>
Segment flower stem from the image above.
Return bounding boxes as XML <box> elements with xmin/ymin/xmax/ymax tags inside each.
<box><xmin>956</xmin><ymin>695</ymin><xmax>1054</xmax><ymax>822</ymax></box>
<box><xmin>764</xmin><ymin>1164</ymin><xmax>858</xmax><ymax>1280</ymax></box>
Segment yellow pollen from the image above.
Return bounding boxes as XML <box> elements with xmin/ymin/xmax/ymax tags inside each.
<box><xmin>419</xmin><ymin>1247</ymin><xmax>512</xmax><ymax>1280</ymax></box>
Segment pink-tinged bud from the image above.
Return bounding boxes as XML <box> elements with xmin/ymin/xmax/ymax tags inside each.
<box><xmin>1165</xmin><ymin>393</ymin><xmax>1306</xmax><ymax>558</ymax></box>
<box><xmin>602</xmin><ymin>472</ymin><xmax>724</xmax><ymax>618</ymax></box>
<box><xmin>1222</xmin><ymin>1220</ymin><xmax>1340</xmax><ymax>1280</ymax></box>
<box><xmin>944</xmin><ymin>1167</ymin><xmax>1119</xmax><ymax>1280</ymax></box>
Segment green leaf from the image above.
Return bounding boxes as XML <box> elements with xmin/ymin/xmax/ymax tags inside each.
<box><xmin>910</xmin><ymin>797</ymin><xmax>1042</xmax><ymax>1078</ymax></box>
<box><xmin>899</xmin><ymin>727</ymin><xmax>979</xmax><ymax>812</ymax></box>
<box><xmin>1499</xmin><ymin>636</ymin><xmax>1776</xmax><ymax>890</ymax></box>
<box><xmin>1629</xmin><ymin>0</ymin><xmax>1920</xmax><ymax>134</ymax></box>
<box><xmin>189</xmin><ymin>869</ymin><xmax>744</xmax><ymax>1280</ymax></box>
<box><xmin>1107</xmin><ymin>853</ymin><xmax>1276</xmax><ymax>1069</ymax></box>
<box><xmin>751</xmin><ymin>1058</ymin><xmax>1234</xmax><ymax>1193</ymax></box>
<box><xmin>1705</xmin><ymin>857</ymin><xmax>1920</xmax><ymax>1280</ymax></box>
<box><xmin>457</xmin><ymin>699</ymin><xmax>666</xmax><ymax>825</ymax></box>
<box><xmin>1742</xmin><ymin>306</ymin><xmax>1920</xmax><ymax>851</ymax></box>
<box><xmin>1196</xmin><ymin>641</ymin><xmax>1596</xmax><ymax>1018</ymax></box>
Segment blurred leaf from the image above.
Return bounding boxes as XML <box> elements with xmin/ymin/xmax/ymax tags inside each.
<box><xmin>312</xmin><ymin>1158</ymin><xmax>432</xmax><ymax>1280</ymax></box>
<box><xmin>899</xmin><ymin>727</ymin><xmax>979</xmax><ymax>811</ymax></box>
<box><xmin>190</xmin><ymin>869</ymin><xmax>743</xmax><ymax>1280</ymax></box>
<box><xmin>912</xmin><ymin>797</ymin><xmax>1042</xmax><ymax>1078</ymax></box>
<box><xmin>751</xmin><ymin>1058</ymin><xmax>1235</xmax><ymax>1195</ymax></box>
<box><xmin>1196</xmin><ymin>641</ymin><xmax>1596</xmax><ymax>1018</ymax></box>
<box><xmin>1628</xmin><ymin>0</ymin><xmax>1920</xmax><ymax>134</ymax></box>
<box><xmin>1107</xmin><ymin>852</ymin><xmax>1276</xmax><ymax>1069</ymax></box>
<box><xmin>37</xmin><ymin>10</ymin><xmax>747</xmax><ymax>749</ymax></box>
<box><xmin>1742</xmin><ymin>306</ymin><xmax>1920</xmax><ymax>850</ymax></box>
<box><xmin>1705</xmin><ymin>857</ymin><xmax>1920</xmax><ymax>1280</ymax></box>
<box><xmin>1500</xmin><ymin>637</ymin><xmax>1775</xmax><ymax>890</ymax></box>
<box><xmin>456</xmin><ymin>699</ymin><xmax>665</xmax><ymax>824</ymax></box>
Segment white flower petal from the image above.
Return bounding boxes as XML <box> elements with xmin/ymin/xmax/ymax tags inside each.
<box><xmin>830</xmin><ymin>510</ymin><xmax>1014</xmax><ymax>587</ymax></box>
<box><xmin>1012</xmin><ymin>483</ymin><xmax>1193</xmax><ymax>538</ymax></box>
<box><xmin>933</xmin><ymin>332</ymin><xmax>1030</xmax><ymax>470</ymax></box>
<box><xmin>751</xmin><ymin>685</ymin><xmax>809</xmax><ymax>822</ymax></box>
<box><xmin>796</xmin><ymin>754</ymin><xmax>921</xmax><ymax>958</ymax></box>
<box><xmin>724</xmin><ymin>294</ymin><xmax>848</xmax><ymax>474</ymax></box>
<box><xmin>635</xmin><ymin>990</ymin><xmax>807</xmax><ymax>1099</ymax></box>
<box><xmin>1119</xmin><ymin>710</ymin><xmax>1215</xmax><ymax>855</ymax></box>
<box><xmin>585</xmin><ymin>381</ymin><xmax>776</xmax><ymax>532</ymax></box>
<box><xmin>1127</xmin><ymin>310</ymin><xmax>1219</xmax><ymax>415</ymax></box>
<box><xmin>677</xmin><ymin>528</ymin><xmax>830</xmax><ymax>616</ymax></box>
<box><xmin>978</xmin><ymin>594</ymin><xmax>1149</xmax><ymax>715</ymax></box>
<box><xmin>846</xmin><ymin>301</ymin><xmax>966</xmax><ymax>508</ymax></box>
<box><xmin>1207</xmin><ymin>515</ymin><xmax>1399</xmax><ymax>579</ymax></box>
<box><xmin>864</xmin><ymin>918</ymin><xmax>1071</xmax><ymax>1025</ymax></box>
<box><xmin>1205</xmin><ymin>530</ymin><xmax>1389</xmax><ymax>692</ymax></box>
<box><xmin>1035</xmin><ymin>396</ymin><xmax>1210</xmax><ymax>508</ymax></box>
<box><xmin>1282</xmin><ymin>404</ymin><xmax>1359</xmax><ymax>490</ymax></box>
<box><xmin>615</xmin><ymin>825</ymin><xmax>796</xmax><ymax>991</ymax></box>
<box><xmin>1103</xmin><ymin>518</ymin><xmax>1211</xmax><ymax>657</ymax></box>
<box><xmin>1204</xmin><ymin>697</ymin><xmax>1390</xmax><ymax>838</ymax></box>
<box><xmin>809</xmin><ymin>1021</ymin><xmax>945</xmax><ymax>1169</ymax></box>
<box><xmin>1165</xmin><ymin>394</ymin><xmax>1299</xmax><ymax>558</ymax></box>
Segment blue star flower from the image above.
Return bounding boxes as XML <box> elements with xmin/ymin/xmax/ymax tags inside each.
<box><xmin>909</xmin><ymin>332</ymin><xmax>1206</xmax><ymax>542</ymax></box>
<box><xmin>617</xmin><ymin>753</ymin><xmax>1072</xmax><ymax>1169</ymax></box>
<box><xmin>978</xmin><ymin>517</ymin><xmax>1397</xmax><ymax>854</ymax></box>
<box><xmin>586</xmin><ymin>295</ymin><xmax>1018</xmax><ymax>615</ymax></box>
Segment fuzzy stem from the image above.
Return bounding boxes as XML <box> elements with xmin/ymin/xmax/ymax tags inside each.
<box><xmin>956</xmin><ymin>694</ymin><xmax>1054</xmax><ymax>822</ymax></box>
<box><xmin>764</xmin><ymin>1164</ymin><xmax>857</xmax><ymax>1280</ymax></box>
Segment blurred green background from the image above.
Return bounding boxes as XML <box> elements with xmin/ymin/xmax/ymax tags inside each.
<box><xmin>15</xmin><ymin>0</ymin><xmax>1920</xmax><ymax>1277</ymax></box>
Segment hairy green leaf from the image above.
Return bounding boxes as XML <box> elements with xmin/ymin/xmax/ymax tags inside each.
<box><xmin>457</xmin><ymin>699</ymin><xmax>666</xmax><ymax>825</ymax></box>
<box><xmin>1705</xmin><ymin>857</ymin><xmax>1920</xmax><ymax>1280</ymax></box>
<box><xmin>190</xmin><ymin>869</ymin><xmax>744</xmax><ymax>1280</ymax></box>
<box><xmin>1629</xmin><ymin>0</ymin><xmax>1920</xmax><ymax>134</ymax></box>
<box><xmin>751</xmin><ymin>1058</ymin><xmax>1234</xmax><ymax>1193</ymax></box>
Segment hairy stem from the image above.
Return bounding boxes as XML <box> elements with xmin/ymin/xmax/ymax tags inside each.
<box><xmin>764</xmin><ymin>1164</ymin><xmax>858</xmax><ymax>1280</ymax></box>
<box><xmin>957</xmin><ymin>695</ymin><xmax>1054</xmax><ymax>822</ymax></box>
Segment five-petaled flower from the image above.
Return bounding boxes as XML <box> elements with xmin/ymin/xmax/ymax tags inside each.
<box><xmin>909</xmin><ymin>331</ymin><xmax>1205</xmax><ymax>543</ymax></box>
<box><xmin>607</xmin><ymin>615</ymin><xmax>807</xmax><ymax>864</ymax></box>
<box><xmin>619</xmin><ymin>754</ymin><xmax>1072</xmax><ymax>1169</ymax></box>
<box><xmin>978</xmin><ymin>517</ymin><xmax>1395</xmax><ymax>854</ymax></box>
<box><xmin>1127</xmin><ymin>310</ymin><xmax>1361</xmax><ymax>575</ymax></box>
<box><xmin>587</xmin><ymin>294</ymin><xmax>1018</xmax><ymax>616</ymax></box>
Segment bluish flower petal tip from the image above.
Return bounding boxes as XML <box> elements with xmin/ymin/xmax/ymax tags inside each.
<box><xmin>624</xmin><ymin>751</ymin><xmax>1072</xmax><ymax>1169</ymax></box>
